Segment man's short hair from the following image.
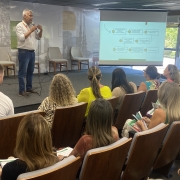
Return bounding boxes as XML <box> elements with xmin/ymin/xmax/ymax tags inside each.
<box><xmin>0</xmin><ymin>64</ymin><xmax>4</xmax><ymax>74</ymax></box>
<box><xmin>22</xmin><ymin>9</ymin><xmax>33</xmax><ymax>17</ymax></box>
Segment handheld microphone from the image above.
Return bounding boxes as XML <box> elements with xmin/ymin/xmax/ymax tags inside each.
<box><xmin>31</xmin><ymin>22</ymin><xmax>38</xmax><ymax>32</ymax></box>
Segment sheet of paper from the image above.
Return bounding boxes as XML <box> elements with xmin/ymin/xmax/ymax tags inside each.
<box><xmin>0</xmin><ymin>158</ymin><xmax>17</xmax><ymax>168</ymax></box>
<box><xmin>57</xmin><ymin>147</ymin><xmax>73</xmax><ymax>157</ymax></box>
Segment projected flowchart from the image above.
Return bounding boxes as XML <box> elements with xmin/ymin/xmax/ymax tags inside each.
<box><xmin>99</xmin><ymin>21</ymin><xmax>166</xmax><ymax>62</ymax></box>
<box><xmin>112</xmin><ymin>28</ymin><xmax>159</xmax><ymax>53</ymax></box>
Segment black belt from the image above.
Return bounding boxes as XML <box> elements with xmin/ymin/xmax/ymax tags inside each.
<box><xmin>18</xmin><ymin>49</ymin><xmax>34</xmax><ymax>52</ymax></box>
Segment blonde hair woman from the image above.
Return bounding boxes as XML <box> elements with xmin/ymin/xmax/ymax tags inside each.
<box><xmin>77</xmin><ymin>66</ymin><xmax>112</xmax><ymax>116</ymax></box>
<box><xmin>70</xmin><ymin>99</ymin><xmax>119</xmax><ymax>159</ymax></box>
<box><xmin>137</xmin><ymin>82</ymin><xmax>180</xmax><ymax>131</ymax></box>
<box><xmin>163</xmin><ymin>64</ymin><xmax>180</xmax><ymax>84</ymax></box>
<box><xmin>1</xmin><ymin>114</ymin><xmax>59</xmax><ymax>180</ymax></box>
<box><xmin>38</xmin><ymin>74</ymin><xmax>77</xmax><ymax>128</ymax></box>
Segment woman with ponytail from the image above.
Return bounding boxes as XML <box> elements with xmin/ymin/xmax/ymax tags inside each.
<box><xmin>77</xmin><ymin>66</ymin><xmax>112</xmax><ymax>116</ymax></box>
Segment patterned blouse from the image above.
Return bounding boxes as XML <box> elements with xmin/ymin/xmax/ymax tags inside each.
<box><xmin>38</xmin><ymin>97</ymin><xmax>78</xmax><ymax>129</ymax></box>
<box><xmin>145</xmin><ymin>80</ymin><xmax>160</xmax><ymax>90</ymax></box>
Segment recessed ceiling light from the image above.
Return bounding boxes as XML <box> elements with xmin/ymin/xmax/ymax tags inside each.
<box><xmin>92</xmin><ymin>2</ymin><xmax>120</xmax><ymax>6</ymax></box>
<box><xmin>142</xmin><ymin>3</ymin><xmax>176</xmax><ymax>7</ymax></box>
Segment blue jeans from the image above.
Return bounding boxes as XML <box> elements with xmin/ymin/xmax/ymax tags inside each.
<box><xmin>18</xmin><ymin>49</ymin><xmax>35</xmax><ymax>93</ymax></box>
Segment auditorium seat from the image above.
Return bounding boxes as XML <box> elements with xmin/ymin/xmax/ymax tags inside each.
<box><xmin>114</xmin><ymin>91</ymin><xmax>146</xmax><ymax>135</ymax></box>
<box><xmin>79</xmin><ymin>138</ymin><xmax>132</xmax><ymax>180</ymax></box>
<box><xmin>107</xmin><ymin>96</ymin><xmax>119</xmax><ymax>123</ymax></box>
<box><xmin>0</xmin><ymin>110</ymin><xmax>45</xmax><ymax>158</ymax></box>
<box><xmin>51</xmin><ymin>102</ymin><xmax>87</xmax><ymax>148</ymax></box>
<box><xmin>153</xmin><ymin>121</ymin><xmax>180</xmax><ymax>178</ymax></box>
<box><xmin>17</xmin><ymin>155</ymin><xmax>81</xmax><ymax>180</ymax></box>
<box><xmin>106</xmin><ymin>96</ymin><xmax>119</xmax><ymax>112</ymax></box>
<box><xmin>140</xmin><ymin>89</ymin><xmax>158</xmax><ymax>116</ymax></box>
<box><xmin>121</xmin><ymin>123</ymin><xmax>168</xmax><ymax>180</ymax></box>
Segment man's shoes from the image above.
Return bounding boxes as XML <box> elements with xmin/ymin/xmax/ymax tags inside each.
<box><xmin>19</xmin><ymin>92</ymin><xmax>29</xmax><ymax>97</ymax></box>
<box><xmin>26</xmin><ymin>89</ymin><xmax>37</xmax><ymax>93</ymax></box>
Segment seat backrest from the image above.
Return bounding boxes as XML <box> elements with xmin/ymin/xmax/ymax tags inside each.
<box><xmin>153</xmin><ymin>121</ymin><xmax>180</xmax><ymax>170</ymax></box>
<box><xmin>115</xmin><ymin>91</ymin><xmax>146</xmax><ymax>130</ymax></box>
<box><xmin>0</xmin><ymin>47</ymin><xmax>11</xmax><ymax>61</ymax></box>
<box><xmin>121</xmin><ymin>123</ymin><xmax>169</xmax><ymax>180</ymax></box>
<box><xmin>48</xmin><ymin>47</ymin><xmax>62</xmax><ymax>59</ymax></box>
<box><xmin>51</xmin><ymin>102</ymin><xmax>87</xmax><ymax>148</ymax></box>
<box><xmin>17</xmin><ymin>156</ymin><xmax>81</xmax><ymax>180</ymax></box>
<box><xmin>0</xmin><ymin>110</ymin><xmax>45</xmax><ymax>158</ymax></box>
<box><xmin>79</xmin><ymin>138</ymin><xmax>132</xmax><ymax>180</ymax></box>
<box><xmin>140</xmin><ymin>89</ymin><xmax>158</xmax><ymax>116</ymax></box>
<box><xmin>106</xmin><ymin>96</ymin><xmax>119</xmax><ymax>112</ymax></box>
<box><xmin>71</xmin><ymin>46</ymin><xmax>83</xmax><ymax>59</ymax></box>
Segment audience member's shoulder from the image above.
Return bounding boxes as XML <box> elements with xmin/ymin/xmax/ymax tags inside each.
<box><xmin>0</xmin><ymin>92</ymin><xmax>12</xmax><ymax>102</ymax></box>
<box><xmin>129</xmin><ymin>82</ymin><xmax>137</xmax><ymax>91</ymax></box>
<box><xmin>102</xmin><ymin>86</ymin><xmax>111</xmax><ymax>91</ymax></box>
<box><xmin>80</xmin><ymin>87</ymin><xmax>90</xmax><ymax>92</ymax></box>
<box><xmin>112</xmin><ymin>126</ymin><xmax>119</xmax><ymax>141</ymax></box>
<box><xmin>42</xmin><ymin>96</ymin><xmax>51</xmax><ymax>103</ymax></box>
<box><xmin>154</xmin><ymin>108</ymin><xmax>166</xmax><ymax>115</ymax></box>
<box><xmin>80</xmin><ymin>134</ymin><xmax>93</xmax><ymax>142</ymax></box>
<box><xmin>3</xmin><ymin>159</ymin><xmax>26</xmax><ymax>170</ymax></box>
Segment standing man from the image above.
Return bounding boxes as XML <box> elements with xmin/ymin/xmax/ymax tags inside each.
<box><xmin>0</xmin><ymin>64</ymin><xmax>14</xmax><ymax>117</ymax></box>
<box><xmin>16</xmin><ymin>9</ymin><xmax>43</xmax><ymax>96</ymax></box>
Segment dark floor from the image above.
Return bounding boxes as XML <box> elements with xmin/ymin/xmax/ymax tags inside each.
<box><xmin>1</xmin><ymin>66</ymin><xmax>146</xmax><ymax>108</ymax></box>
<box><xmin>149</xmin><ymin>160</ymin><xmax>180</xmax><ymax>180</ymax></box>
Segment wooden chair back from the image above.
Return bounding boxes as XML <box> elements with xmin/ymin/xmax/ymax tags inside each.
<box><xmin>153</xmin><ymin>121</ymin><xmax>180</xmax><ymax>177</ymax></box>
<box><xmin>52</xmin><ymin>102</ymin><xmax>87</xmax><ymax>148</ymax></box>
<box><xmin>107</xmin><ymin>96</ymin><xmax>119</xmax><ymax>122</ymax></box>
<box><xmin>114</xmin><ymin>91</ymin><xmax>146</xmax><ymax>131</ymax></box>
<box><xmin>0</xmin><ymin>110</ymin><xmax>45</xmax><ymax>158</ymax></box>
<box><xmin>140</xmin><ymin>89</ymin><xmax>158</xmax><ymax>116</ymax></box>
<box><xmin>79</xmin><ymin>138</ymin><xmax>132</xmax><ymax>180</ymax></box>
<box><xmin>17</xmin><ymin>156</ymin><xmax>81</xmax><ymax>180</ymax></box>
<box><xmin>106</xmin><ymin>96</ymin><xmax>119</xmax><ymax>111</ymax></box>
<box><xmin>121</xmin><ymin>123</ymin><xmax>168</xmax><ymax>180</ymax></box>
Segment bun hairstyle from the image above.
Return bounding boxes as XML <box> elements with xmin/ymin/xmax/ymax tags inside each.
<box><xmin>145</xmin><ymin>65</ymin><xmax>160</xmax><ymax>80</ymax></box>
<box><xmin>87</xmin><ymin>66</ymin><xmax>102</xmax><ymax>98</ymax></box>
<box><xmin>167</xmin><ymin>64</ymin><xmax>180</xmax><ymax>84</ymax></box>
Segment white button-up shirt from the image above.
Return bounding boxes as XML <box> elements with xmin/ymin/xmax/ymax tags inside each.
<box><xmin>16</xmin><ymin>21</ymin><xmax>40</xmax><ymax>50</ymax></box>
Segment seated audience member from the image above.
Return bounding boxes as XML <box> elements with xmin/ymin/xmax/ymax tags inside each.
<box><xmin>38</xmin><ymin>74</ymin><xmax>77</xmax><ymax>128</ymax></box>
<box><xmin>70</xmin><ymin>98</ymin><xmax>119</xmax><ymax>159</ymax></box>
<box><xmin>136</xmin><ymin>81</ymin><xmax>180</xmax><ymax>131</ymax></box>
<box><xmin>111</xmin><ymin>68</ymin><xmax>137</xmax><ymax>109</ymax></box>
<box><xmin>0</xmin><ymin>64</ymin><xmax>14</xmax><ymax>117</ymax></box>
<box><xmin>138</xmin><ymin>65</ymin><xmax>160</xmax><ymax>92</ymax></box>
<box><xmin>1</xmin><ymin>114</ymin><xmax>59</xmax><ymax>180</ymax></box>
<box><xmin>163</xmin><ymin>64</ymin><xmax>180</xmax><ymax>84</ymax></box>
<box><xmin>77</xmin><ymin>66</ymin><xmax>112</xmax><ymax>116</ymax></box>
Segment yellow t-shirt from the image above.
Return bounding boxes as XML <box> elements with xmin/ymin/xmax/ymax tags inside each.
<box><xmin>77</xmin><ymin>86</ymin><xmax>112</xmax><ymax>116</ymax></box>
